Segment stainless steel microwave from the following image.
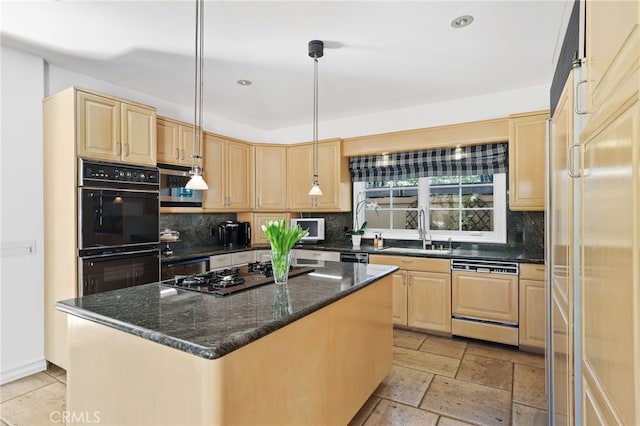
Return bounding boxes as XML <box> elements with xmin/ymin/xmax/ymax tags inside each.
<box><xmin>158</xmin><ymin>165</ymin><xmax>203</xmax><ymax>207</ymax></box>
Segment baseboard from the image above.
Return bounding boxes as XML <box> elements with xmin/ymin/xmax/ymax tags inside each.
<box><xmin>1</xmin><ymin>359</ymin><xmax>47</xmax><ymax>385</ymax></box>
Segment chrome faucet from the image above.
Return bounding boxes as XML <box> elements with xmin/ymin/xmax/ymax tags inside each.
<box><xmin>417</xmin><ymin>208</ymin><xmax>430</xmax><ymax>250</ymax></box>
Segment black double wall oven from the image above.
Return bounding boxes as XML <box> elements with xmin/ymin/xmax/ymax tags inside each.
<box><xmin>78</xmin><ymin>159</ymin><xmax>161</xmax><ymax>296</ymax></box>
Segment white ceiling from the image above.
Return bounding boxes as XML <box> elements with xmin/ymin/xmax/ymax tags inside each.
<box><xmin>1</xmin><ymin>1</ymin><xmax>570</xmax><ymax>132</ymax></box>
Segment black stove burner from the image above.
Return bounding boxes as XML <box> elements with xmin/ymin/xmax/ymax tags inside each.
<box><xmin>174</xmin><ymin>267</ymin><xmax>245</xmax><ymax>289</ymax></box>
<box><xmin>247</xmin><ymin>261</ymin><xmax>273</xmax><ymax>277</ymax></box>
<box><xmin>164</xmin><ymin>264</ymin><xmax>314</xmax><ymax>297</ymax></box>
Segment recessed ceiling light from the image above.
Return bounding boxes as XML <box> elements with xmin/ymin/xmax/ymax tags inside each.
<box><xmin>451</xmin><ymin>15</ymin><xmax>474</xmax><ymax>28</ymax></box>
<box><xmin>237</xmin><ymin>79</ymin><xmax>252</xmax><ymax>86</ymax></box>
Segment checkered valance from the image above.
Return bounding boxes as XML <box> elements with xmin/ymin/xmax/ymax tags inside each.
<box><xmin>348</xmin><ymin>143</ymin><xmax>509</xmax><ymax>182</ymax></box>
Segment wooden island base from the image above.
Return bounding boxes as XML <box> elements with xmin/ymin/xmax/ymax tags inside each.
<box><xmin>66</xmin><ymin>276</ymin><xmax>392</xmax><ymax>426</ymax></box>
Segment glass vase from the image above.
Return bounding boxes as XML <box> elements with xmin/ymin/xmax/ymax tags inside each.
<box><xmin>271</xmin><ymin>250</ymin><xmax>292</xmax><ymax>284</ymax></box>
<box><xmin>272</xmin><ymin>283</ymin><xmax>292</xmax><ymax>319</ymax></box>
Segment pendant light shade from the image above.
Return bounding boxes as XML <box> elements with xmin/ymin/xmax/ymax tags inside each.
<box><xmin>308</xmin><ymin>182</ymin><xmax>323</xmax><ymax>196</ymax></box>
<box><xmin>185</xmin><ymin>167</ymin><xmax>208</xmax><ymax>190</ymax></box>
<box><xmin>186</xmin><ymin>0</ymin><xmax>208</xmax><ymax>191</ymax></box>
<box><xmin>308</xmin><ymin>40</ymin><xmax>324</xmax><ymax>197</ymax></box>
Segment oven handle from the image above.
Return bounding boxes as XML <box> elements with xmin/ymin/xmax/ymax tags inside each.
<box><xmin>80</xmin><ymin>248</ymin><xmax>160</xmax><ymax>260</ymax></box>
<box><xmin>80</xmin><ymin>186</ymin><xmax>160</xmax><ymax>195</ymax></box>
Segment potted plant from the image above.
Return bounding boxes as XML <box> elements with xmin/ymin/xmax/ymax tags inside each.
<box><xmin>345</xmin><ymin>221</ymin><xmax>367</xmax><ymax>247</ymax></box>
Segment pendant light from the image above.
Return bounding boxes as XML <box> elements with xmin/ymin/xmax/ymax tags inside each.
<box><xmin>308</xmin><ymin>40</ymin><xmax>323</xmax><ymax>197</ymax></box>
<box><xmin>186</xmin><ymin>0</ymin><xmax>209</xmax><ymax>191</ymax></box>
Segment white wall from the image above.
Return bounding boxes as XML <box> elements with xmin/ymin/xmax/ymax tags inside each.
<box><xmin>265</xmin><ymin>84</ymin><xmax>550</xmax><ymax>143</ymax></box>
<box><xmin>0</xmin><ymin>46</ymin><xmax>46</xmax><ymax>384</ymax></box>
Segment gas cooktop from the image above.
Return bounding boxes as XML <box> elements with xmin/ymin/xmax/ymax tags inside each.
<box><xmin>162</xmin><ymin>262</ymin><xmax>314</xmax><ymax>297</ymax></box>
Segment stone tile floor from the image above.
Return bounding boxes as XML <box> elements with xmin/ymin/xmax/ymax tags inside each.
<box><xmin>350</xmin><ymin>329</ymin><xmax>548</xmax><ymax>426</ymax></box>
<box><xmin>0</xmin><ymin>329</ymin><xmax>547</xmax><ymax>425</ymax></box>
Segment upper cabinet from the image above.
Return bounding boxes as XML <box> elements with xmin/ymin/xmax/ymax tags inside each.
<box><xmin>156</xmin><ymin>116</ymin><xmax>196</xmax><ymax>166</ymax></box>
<box><xmin>287</xmin><ymin>139</ymin><xmax>351</xmax><ymax>211</ymax></box>
<box><xmin>202</xmin><ymin>133</ymin><xmax>254</xmax><ymax>211</ymax></box>
<box><xmin>508</xmin><ymin>111</ymin><xmax>548</xmax><ymax>211</ymax></box>
<box><xmin>77</xmin><ymin>90</ymin><xmax>156</xmax><ymax>166</ymax></box>
<box><xmin>254</xmin><ymin>145</ymin><xmax>287</xmax><ymax>210</ymax></box>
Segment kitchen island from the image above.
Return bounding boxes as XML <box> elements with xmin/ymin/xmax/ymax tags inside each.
<box><xmin>56</xmin><ymin>261</ymin><xmax>397</xmax><ymax>426</ymax></box>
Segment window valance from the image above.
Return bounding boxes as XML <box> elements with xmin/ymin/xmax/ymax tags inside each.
<box><xmin>348</xmin><ymin>143</ymin><xmax>508</xmax><ymax>182</ymax></box>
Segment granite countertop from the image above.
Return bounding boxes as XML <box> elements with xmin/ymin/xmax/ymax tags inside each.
<box><xmin>161</xmin><ymin>241</ymin><xmax>544</xmax><ymax>264</ymax></box>
<box><xmin>56</xmin><ymin>262</ymin><xmax>397</xmax><ymax>360</ymax></box>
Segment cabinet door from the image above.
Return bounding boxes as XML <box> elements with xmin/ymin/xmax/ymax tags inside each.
<box><xmin>407</xmin><ymin>271</ymin><xmax>451</xmax><ymax>333</ymax></box>
<box><xmin>255</xmin><ymin>145</ymin><xmax>287</xmax><ymax>210</ymax></box>
<box><xmin>202</xmin><ymin>133</ymin><xmax>226</xmax><ymax>209</ymax></box>
<box><xmin>315</xmin><ymin>140</ymin><xmax>341</xmax><ymax>209</ymax></box>
<box><xmin>553</xmin><ymin>294</ymin><xmax>572</xmax><ymax>426</ymax></box>
<box><xmin>585</xmin><ymin>0</ymin><xmax>638</xmax><ymax>113</ymax></box>
<box><xmin>121</xmin><ymin>103</ymin><xmax>156</xmax><ymax>166</ymax></box>
<box><xmin>157</xmin><ymin>117</ymin><xmax>180</xmax><ymax>164</ymax></box>
<box><xmin>287</xmin><ymin>144</ymin><xmax>314</xmax><ymax>210</ymax></box>
<box><xmin>519</xmin><ymin>278</ymin><xmax>545</xmax><ymax>348</ymax></box>
<box><xmin>551</xmin><ymin>71</ymin><xmax>575</xmax><ymax>425</ymax></box>
<box><xmin>226</xmin><ymin>141</ymin><xmax>253</xmax><ymax>210</ymax></box>
<box><xmin>76</xmin><ymin>91</ymin><xmax>120</xmax><ymax>161</ymax></box>
<box><xmin>451</xmin><ymin>271</ymin><xmax>518</xmax><ymax>323</ymax></box>
<box><xmin>178</xmin><ymin>124</ymin><xmax>197</xmax><ymax>166</ymax></box>
<box><xmin>209</xmin><ymin>254</ymin><xmax>232</xmax><ymax>270</ymax></box>
<box><xmin>239</xmin><ymin>212</ymin><xmax>290</xmax><ymax>246</ymax></box>
<box><xmin>392</xmin><ymin>271</ymin><xmax>407</xmax><ymax>325</ymax></box>
<box><xmin>508</xmin><ymin>112</ymin><xmax>547</xmax><ymax>211</ymax></box>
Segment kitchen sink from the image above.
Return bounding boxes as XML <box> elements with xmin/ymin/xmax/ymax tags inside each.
<box><xmin>380</xmin><ymin>247</ymin><xmax>451</xmax><ymax>255</ymax></box>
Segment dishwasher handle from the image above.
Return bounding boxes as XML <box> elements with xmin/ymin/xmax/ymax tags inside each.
<box><xmin>340</xmin><ymin>252</ymin><xmax>369</xmax><ymax>263</ymax></box>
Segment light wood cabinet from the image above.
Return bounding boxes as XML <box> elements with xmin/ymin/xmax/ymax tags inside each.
<box><xmin>43</xmin><ymin>86</ymin><xmax>156</xmax><ymax>369</ymax></box>
<box><xmin>550</xmin><ymin>69</ymin><xmax>575</xmax><ymax>426</ymax></box>
<box><xmin>236</xmin><ymin>212</ymin><xmax>297</xmax><ymax>246</ymax></box>
<box><xmin>287</xmin><ymin>139</ymin><xmax>351</xmax><ymax>212</ymax></box>
<box><xmin>508</xmin><ymin>110</ymin><xmax>548</xmax><ymax>211</ymax></box>
<box><xmin>255</xmin><ymin>145</ymin><xmax>287</xmax><ymax>210</ymax></box>
<box><xmin>209</xmin><ymin>251</ymin><xmax>254</xmax><ymax>270</ymax></box>
<box><xmin>519</xmin><ymin>263</ymin><xmax>546</xmax><ymax>349</ymax></box>
<box><xmin>451</xmin><ymin>270</ymin><xmax>518</xmax><ymax>324</ymax></box>
<box><xmin>392</xmin><ymin>272</ymin><xmax>408</xmax><ymax>325</ymax></box>
<box><xmin>202</xmin><ymin>133</ymin><xmax>254</xmax><ymax>211</ymax></box>
<box><xmin>77</xmin><ymin>89</ymin><xmax>156</xmax><ymax>166</ymax></box>
<box><xmin>156</xmin><ymin>116</ymin><xmax>196</xmax><ymax>166</ymax></box>
<box><xmin>370</xmin><ymin>255</ymin><xmax>450</xmax><ymax>333</ymax></box>
<box><xmin>580</xmin><ymin>6</ymin><xmax>639</xmax><ymax>423</ymax></box>
<box><xmin>407</xmin><ymin>271</ymin><xmax>451</xmax><ymax>333</ymax></box>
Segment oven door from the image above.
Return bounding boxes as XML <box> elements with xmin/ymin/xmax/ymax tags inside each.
<box><xmin>79</xmin><ymin>188</ymin><xmax>159</xmax><ymax>250</ymax></box>
<box><xmin>79</xmin><ymin>249</ymin><xmax>160</xmax><ymax>296</ymax></box>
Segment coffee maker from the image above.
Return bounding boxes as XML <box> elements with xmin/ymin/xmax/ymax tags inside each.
<box><xmin>216</xmin><ymin>221</ymin><xmax>251</xmax><ymax>247</ymax></box>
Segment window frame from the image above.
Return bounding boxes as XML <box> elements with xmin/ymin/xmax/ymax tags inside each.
<box><xmin>353</xmin><ymin>173</ymin><xmax>507</xmax><ymax>244</ymax></box>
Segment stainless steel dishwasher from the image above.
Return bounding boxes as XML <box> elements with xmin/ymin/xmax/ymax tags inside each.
<box><xmin>450</xmin><ymin>259</ymin><xmax>519</xmax><ymax>346</ymax></box>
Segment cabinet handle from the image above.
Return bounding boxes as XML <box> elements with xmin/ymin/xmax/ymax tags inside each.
<box><xmin>181</xmin><ymin>148</ymin><xmax>185</xmax><ymax>160</ymax></box>
<box><xmin>536</xmin><ymin>268</ymin><xmax>545</xmax><ymax>272</ymax></box>
<box><xmin>567</xmin><ymin>143</ymin><xmax>581</xmax><ymax>178</ymax></box>
<box><xmin>257</xmin><ymin>197</ymin><xmax>261</xmax><ymax>207</ymax></box>
<box><xmin>124</xmin><ymin>143</ymin><xmax>129</xmax><ymax>156</ymax></box>
<box><xmin>400</xmin><ymin>260</ymin><xmax>413</xmax><ymax>264</ymax></box>
<box><xmin>116</xmin><ymin>142</ymin><xmax>122</xmax><ymax>155</ymax></box>
<box><xmin>574</xmin><ymin>80</ymin><xmax>589</xmax><ymax>115</ymax></box>
<box><xmin>175</xmin><ymin>147</ymin><xmax>180</xmax><ymax>159</ymax></box>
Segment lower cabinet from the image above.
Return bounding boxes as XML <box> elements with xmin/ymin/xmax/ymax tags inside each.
<box><xmin>519</xmin><ymin>263</ymin><xmax>546</xmax><ymax>349</ymax></box>
<box><xmin>209</xmin><ymin>251</ymin><xmax>254</xmax><ymax>270</ymax></box>
<box><xmin>370</xmin><ymin>255</ymin><xmax>451</xmax><ymax>333</ymax></box>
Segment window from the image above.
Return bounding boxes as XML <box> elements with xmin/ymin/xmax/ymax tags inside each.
<box><xmin>353</xmin><ymin>173</ymin><xmax>506</xmax><ymax>243</ymax></box>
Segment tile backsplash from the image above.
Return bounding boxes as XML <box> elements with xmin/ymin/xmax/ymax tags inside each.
<box><xmin>160</xmin><ymin>213</ymin><xmax>237</xmax><ymax>248</ymax></box>
<box><xmin>160</xmin><ymin>209</ymin><xmax>544</xmax><ymax>254</ymax></box>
